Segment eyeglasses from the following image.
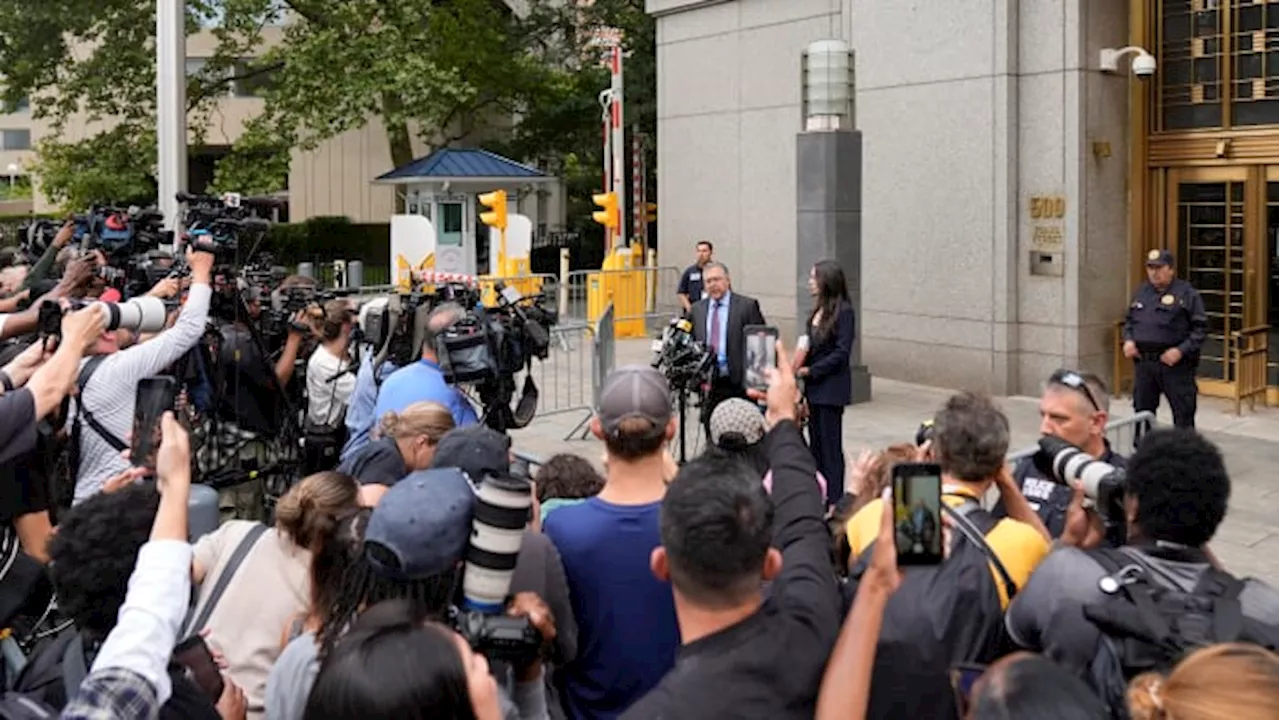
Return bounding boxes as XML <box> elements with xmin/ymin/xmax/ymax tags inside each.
<box><xmin>1049</xmin><ymin>369</ymin><xmax>1102</xmax><ymax>413</ymax></box>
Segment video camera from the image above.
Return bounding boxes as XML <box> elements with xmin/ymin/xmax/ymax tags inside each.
<box><xmin>435</xmin><ymin>282</ymin><xmax>557</xmax><ymax>433</ymax></box>
<box><xmin>177</xmin><ymin>192</ymin><xmax>275</xmax><ymax>259</ymax></box>
<box><xmin>1034</xmin><ymin>435</ymin><xmax>1128</xmax><ymax>543</ymax></box>
<box><xmin>452</xmin><ymin>457</ymin><xmax>543</xmax><ymax>665</ymax></box>
<box><xmin>651</xmin><ymin>316</ymin><xmax>713</xmax><ymax>394</ymax></box>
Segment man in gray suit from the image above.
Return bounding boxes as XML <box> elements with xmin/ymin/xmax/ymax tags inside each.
<box><xmin>690</xmin><ymin>262</ymin><xmax>766</xmax><ymax>427</ymax></box>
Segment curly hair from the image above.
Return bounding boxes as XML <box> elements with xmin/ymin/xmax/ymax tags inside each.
<box><xmin>1126</xmin><ymin>428</ymin><xmax>1229</xmax><ymax>548</ymax></box>
<box><xmin>534</xmin><ymin>454</ymin><xmax>605</xmax><ymax>502</ymax></box>
<box><xmin>48</xmin><ymin>483</ymin><xmax>160</xmax><ymax>638</ymax></box>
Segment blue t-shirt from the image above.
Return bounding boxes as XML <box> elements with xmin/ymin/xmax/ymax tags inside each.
<box><xmin>543</xmin><ymin>498</ymin><xmax>680</xmax><ymax>720</ymax></box>
<box><xmin>370</xmin><ymin>359</ymin><xmax>478</xmax><ymax>434</ymax></box>
<box><xmin>340</xmin><ymin>354</ymin><xmax>399</xmax><ymax>461</ymax></box>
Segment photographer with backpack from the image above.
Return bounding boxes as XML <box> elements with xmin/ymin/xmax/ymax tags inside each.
<box><xmin>1005</xmin><ymin>428</ymin><xmax>1279</xmax><ymax>718</ymax></box>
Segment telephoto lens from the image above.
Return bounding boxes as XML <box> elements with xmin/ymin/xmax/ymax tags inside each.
<box><xmin>98</xmin><ymin>296</ymin><xmax>168</xmax><ymax>334</ymax></box>
<box><xmin>462</xmin><ymin>472</ymin><xmax>533</xmax><ymax>613</ymax></box>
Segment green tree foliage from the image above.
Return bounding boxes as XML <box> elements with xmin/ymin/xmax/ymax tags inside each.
<box><xmin>0</xmin><ymin>0</ymin><xmax>656</xmax><ymax>222</ymax></box>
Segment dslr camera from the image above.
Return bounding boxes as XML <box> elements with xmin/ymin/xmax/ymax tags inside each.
<box><xmin>452</xmin><ymin>458</ymin><xmax>543</xmax><ymax>666</ymax></box>
<box><xmin>1033</xmin><ymin>435</ymin><xmax>1128</xmax><ymax>541</ymax></box>
<box><xmin>38</xmin><ymin>296</ymin><xmax>169</xmax><ymax>340</ymax></box>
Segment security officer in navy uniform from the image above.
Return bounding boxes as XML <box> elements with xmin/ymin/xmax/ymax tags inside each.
<box><xmin>1122</xmin><ymin>249</ymin><xmax>1207</xmax><ymax>429</ymax></box>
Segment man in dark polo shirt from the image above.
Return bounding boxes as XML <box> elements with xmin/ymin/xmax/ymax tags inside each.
<box><xmin>676</xmin><ymin>241</ymin><xmax>713</xmax><ymax>314</ymax></box>
<box><xmin>995</xmin><ymin>369</ymin><xmax>1125</xmax><ymax>541</ymax></box>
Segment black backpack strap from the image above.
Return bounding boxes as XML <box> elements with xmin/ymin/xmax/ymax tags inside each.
<box><xmin>74</xmin><ymin>357</ymin><xmax>127</xmax><ymax>453</ymax></box>
<box><xmin>1194</xmin><ymin>567</ymin><xmax>1247</xmax><ymax>643</ymax></box>
<box><xmin>944</xmin><ymin>503</ymin><xmax>1019</xmax><ymax>602</ymax></box>
<box><xmin>182</xmin><ymin>523</ymin><xmax>268</xmax><ymax>637</ymax></box>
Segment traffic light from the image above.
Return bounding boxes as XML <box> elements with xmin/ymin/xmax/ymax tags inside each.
<box><xmin>478</xmin><ymin>190</ymin><xmax>508</xmax><ymax>230</ymax></box>
<box><xmin>645</xmin><ymin>202</ymin><xmax>657</xmax><ymax>223</ymax></box>
<box><xmin>592</xmin><ymin>192</ymin><xmax>618</xmax><ymax>229</ymax></box>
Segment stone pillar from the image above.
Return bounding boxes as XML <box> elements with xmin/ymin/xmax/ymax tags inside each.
<box><xmin>796</xmin><ymin>130</ymin><xmax>872</xmax><ymax>404</ymax></box>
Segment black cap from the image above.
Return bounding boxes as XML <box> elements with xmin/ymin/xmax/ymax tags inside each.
<box><xmin>1145</xmin><ymin>249</ymin><xmax>1174</xmax><ymax>267</ymax></box>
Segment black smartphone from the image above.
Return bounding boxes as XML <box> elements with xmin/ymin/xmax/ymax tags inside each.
<box><xmin>743</xmin><ymin>325</ymin><xmax>779</xmax><ymax>390</ymax></box>
<box><xmin>891</xmin><ymin>462</ymin><xmax>945</xmax><ymax>566</ymax></box>
<box><xmin>950</xmin><ymin>662</ymin><xmax>987</xmax><ymax>716</ymax></box>
<box><xmin>172</xmin><ymin>634</ymin><xmax>225</xmax><ymax>702</ymax></box>
<box><xmin>131</xmin><ymin>376</ymin><xmax>178</xmax><ymax>472</ymax></box>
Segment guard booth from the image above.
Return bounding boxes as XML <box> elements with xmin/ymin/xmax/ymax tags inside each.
<box><xmin>373</xmin><ymin>148</ymin><xmax>558</xmax><ymax>278</ymax></box>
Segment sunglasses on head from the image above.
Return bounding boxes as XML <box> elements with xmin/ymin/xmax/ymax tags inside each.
<box><xmin>1049</xmin><ymin>369</ymin><xmax>1101</xmax><ymax>412</ymax></box>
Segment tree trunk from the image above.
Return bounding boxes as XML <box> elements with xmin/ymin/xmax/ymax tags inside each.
<box><xmin>381</xmin><ymin>92</ymin><xmax>414</xmax><ymax>213</ymax></box>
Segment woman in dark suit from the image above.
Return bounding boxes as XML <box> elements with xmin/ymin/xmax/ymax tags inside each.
<box><xmin>798</xmin><ymin>259</ymin><xmax>854</xmax><ymax>508</ymax></box>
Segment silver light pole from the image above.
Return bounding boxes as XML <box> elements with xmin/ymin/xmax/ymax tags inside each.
<box><xmin>156</xmin><ymin>0</ymin><xmax>188</xmax><ymax>238</ymax></box>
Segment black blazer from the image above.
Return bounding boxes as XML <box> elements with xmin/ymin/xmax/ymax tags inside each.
<box><xmin>803</xmin><ymin>302</ymin><xmax>854</xmax><ymax>406</ymax></box>
<box><xmin>691</xmin><ymin>292</ymin><xmax>766</xmax><ymax>388</ymax></box>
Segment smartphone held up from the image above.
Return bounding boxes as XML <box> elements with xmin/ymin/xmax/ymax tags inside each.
<box><xmin>743</xmin><ymin>325</ymin><xmax>779</xmax><ymax>391</ymax></box>
<box><xmin>891</xmin><ymin>462</ymin><xmax>945</xmax><ymax>566</ymax></box>
<box><xmin>131</xmin><ymin>376</ymin><xmax>178</xmax><ymax>473</ymax></box>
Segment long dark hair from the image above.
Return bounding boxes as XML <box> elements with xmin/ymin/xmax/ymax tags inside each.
<box><xmin>808</xmin><ymin>259</ymin><xmax>850</xmax><ymax>342</ymax></box>
<box><xmin>305</xmin><ymin>601</ymin><xmax>477</xmax><ymax>720</ymax></box>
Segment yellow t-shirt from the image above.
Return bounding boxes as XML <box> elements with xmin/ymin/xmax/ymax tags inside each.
<box><xmin>845</xmin><ymin>489</ymin><xmax>1049</xmax><ymax>609</ymax></box>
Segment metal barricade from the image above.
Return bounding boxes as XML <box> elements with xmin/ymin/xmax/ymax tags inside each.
<box><xmin>1005</xmin><ymin>411</ymin><xmax>1157</xmax><ymax>464</ymax></box>
<box><xmin>562</xmin><ymin>266</ymin><xmax>683</xmax><ymax>334</ymax></box>
<box><xmin>515</xmin><ymin>305</ymin><xmax>615</xmax><ymax>441</ymax></box>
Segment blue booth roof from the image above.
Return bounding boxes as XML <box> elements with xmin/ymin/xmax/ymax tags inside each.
<box><xmin>374</xmin><ymin>148</ymin><xmax>549</xmax><ymax>184</ymax></box>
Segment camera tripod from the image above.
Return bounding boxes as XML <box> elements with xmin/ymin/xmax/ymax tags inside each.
<box><xmin>672</xmin><ymin>385</ymin><xmax>711</xmax><ymax>466</ymax></box>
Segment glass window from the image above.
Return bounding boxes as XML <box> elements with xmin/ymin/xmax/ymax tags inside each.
<box><xmin>1231</xmin><ymin>0</ymin><xmax>1279</xmax><ymax>126</ymax></box>
<box><xmin>5</xmin><ymin>97</ymin><xmax>29</xmax><ymax>113</ymax></box>
<box><xmin>438</xmin><ymin>203</ymin><xmax>464</xmax><ymax>247</ymax></box>
<box><xmin>1156</xmin><ymin>0</ymin><xmax>1279</xmax><ymax>130</ymax></box>
<box><xmin>185</xmin><ymin>58</ymin><xmax>209</xmax><ymax>77</ymax></box>
<box><xmin>1</xmin><ymin>129</ymin><xmax>31</xmax><ymax>151</ymax></box>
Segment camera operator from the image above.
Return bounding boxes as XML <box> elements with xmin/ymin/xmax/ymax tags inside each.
<box><xmin>1005</xmin><ymin>428</ymin><xmax>1278</xmax><ymax>714</ymax></box>
<box><xmin>71</xmin><ymin>247</ymin><xmax>214</xmax><ymax>503</ymax></box>
<box><xmin>0</xmin><ymin>306</ymin><xmax>105</xmax><ymax>576</ymax></box>
<box><xmin>994</xmin><ymin>369</ymin><xmax>1125</xmax><ymax>540</ymax></box>
<box><xmin>19</xmin><ymin>220</ymin><xmax>76</xmax><ymax>294</ymax></box>
<box><xmin>367</xmin><ymin>303</ymin><xmax>478</xmax><ymax>439</ymax></box>
<box><xmin>0</xmin><ymin>258</ymin><xmax>96</xmax><ymax>340</ymax></box>
<box><xmin>214</xmin><ymin>285</ymin><xmax>312</xmax><ymax>438</ymax></box>
<box><xmin>303</xmin><ymin>300</ymin><xmax>356</xmax><ymax>474</ymax></box>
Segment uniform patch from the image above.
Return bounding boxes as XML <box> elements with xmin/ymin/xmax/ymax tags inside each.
<box><xmin>1162</xmin><ymin>294</ymin><xmax>1175</xmax><ymax>305</ymax></box>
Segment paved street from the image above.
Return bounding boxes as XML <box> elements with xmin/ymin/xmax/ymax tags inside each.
<box><xmin>512</xmin><ymin>337</ymin><xmax>1280</xmax><ymax>586</ymax></box>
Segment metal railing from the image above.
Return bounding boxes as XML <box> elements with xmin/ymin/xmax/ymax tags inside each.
<box><xmin>1230</xmin><ymin>325</ymin><xmax>1270</xmax><ymax>415</ymax></box>
<box><xmin>1006</xmin><ymin>411</ymin><xmax>1156</xmax><ymax>463</ymax></box>
<box><xmin>506</xmin><ymin>304</ymin><xmax>616</xmax><ymax>441</ymax></box>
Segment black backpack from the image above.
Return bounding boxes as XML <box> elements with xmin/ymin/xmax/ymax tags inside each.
<box><xmin>848</xmin><ymin>502</ymin><xmax>1018</xmax><ymax>720</ymax></box>
<box><xmin>1082</xmin><ymin>546</ymin><xmax>1279</xmax><ymax>718</ymax></box>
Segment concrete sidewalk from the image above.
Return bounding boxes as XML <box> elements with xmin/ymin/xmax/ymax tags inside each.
<box><xmin>511</xmin><ymin>338</ymin><xmax>1279</xmax><ymax>586</ymax></box>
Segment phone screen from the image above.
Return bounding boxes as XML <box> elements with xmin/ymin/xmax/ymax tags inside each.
<box><xmin>891</xmin><ymin>462</ymin><xmax>944</xmax><ymax>566</ymax></box>
<box><xmin>743</xmin><ymin>325</ymin><xmax>779</xmax><ymax>390</ymax></box>
<box><xmin>131</xmin><ymin>376</ymin><xmax>177</xmax><ymax>472</ymax></box>
<box><xmin>950</xmin><ymin>663</ymin><xmax>987</xmax><ymax>716</ymax></box>
<box><xmin>172</xmin><ymin>634</ymin><xmax>225</xmax><ymax>701</ymax></box>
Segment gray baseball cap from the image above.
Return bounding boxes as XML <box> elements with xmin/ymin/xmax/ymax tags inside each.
<box><xmin>597</xmin><ymin>364</ymin><xmax>672</xmax><ymax>437</ymax></box>
<box><xmin>363</xmin><ymin>467</ymin><xmax>476</xmax><ymax>581</ymax></box>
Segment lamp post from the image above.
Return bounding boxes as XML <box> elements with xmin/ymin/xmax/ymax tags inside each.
<box><xmin>156</xmin><ymin>0</ymin><xmax>187</xmax><ymax>235</ymax></box>
<box><xmin>5</xmin><ymin>163</ymin><xmax>16</xmax><ymax>193</ymax></box>
<box><xmin>796</xmin><ymin>39</ymin><xmax>871</xmax><ymax>403</ymax></box>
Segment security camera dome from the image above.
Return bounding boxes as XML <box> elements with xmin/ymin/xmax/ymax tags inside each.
<box><xmin>1132</xmin><ymin>53</ymin><xmax>1157</xmax><ymax>76</ymax></box>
